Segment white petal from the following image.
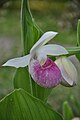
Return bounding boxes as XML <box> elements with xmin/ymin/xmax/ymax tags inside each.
<box><xmin>68</xmin><ymin>55</ymin><xmax>80</xmax><ymax>73</ymax></box>
<box><xmin>38</xmin><ymin>44</ymin><xmax>68</xmax><ymax>56</ymax></box>
<box><xmin>68</xmin><ymin>55</ymin><xmax>80</xmax><ymax>81</ymax></box>
<box><xmin>2</xmin><ymin>54</ymin><xmax>31</xmax><ymax>68</ymax></box>
<box><xmin>62</xmin><ymin>57</ymin><xmax>78</xmax><ymax>85</ymax></box>
<box><xmin>30</xmin><ymin>31</ymin><xmax>58</xmax><ymax>55</ymax></box>
<box><xmin>55</xmin><ymin>57</ymin><xmax>78</xmax><ymax>86</ymax></box>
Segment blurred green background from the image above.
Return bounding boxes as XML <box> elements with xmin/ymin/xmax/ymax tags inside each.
<box><xmin>0</xmin><ymin>0</ymin><xmax>80</xmax><ymax>116</ymax></box>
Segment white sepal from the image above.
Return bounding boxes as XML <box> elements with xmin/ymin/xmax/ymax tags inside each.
<box><xmin>30</xmin><ymin>31</ymin><xmax>58</xmax><ymax>55</ymax></box>
<box><xmin>55</xmin><ymin>56</ymin><xmax>78</xmax><ymax>86</ymax></box>
<box><xmin>2</xmin><ymin>54</ymin><xmax>31</xmax><ymax>68</ymax></box>
<box><xmin>68</xmin><ymin>55</ymin><xmax>80</xmax><ymax>73</ymax></box>
<box><xmin>38</xmin><ymin>44</ymin><xmax>68</xmax><ymax>56</ymax></box>
<box><xmin>68</xmin><ymin>55</ymin><xmax>80</xmax><ymax>81</ymax></box>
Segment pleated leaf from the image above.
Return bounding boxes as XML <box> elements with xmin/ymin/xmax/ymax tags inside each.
<box><xmin>14</xmin><ymin>67</ymin><xmax>33</xmax><ymax>94</ymax></box>
<box><xmin>63</xmin><ymin>101</ymin><xmax>74</xmax><ymax>120</ymax></box>
<box><xmin>21</xmin><ymin>0</ymin><xmax>42</xmax><ymax>54</ymax></box>
<box><xmin>0</xmin><ymin>89</ymin><xmax>63</xmax><ymax>120</ymax></box>
<box><xmin>14</xmin><ymin>0</ymin><xmax>52</xmax><ymax>101</ymax></box>
<box><xmin>31</xmin><ymin>80</ymin><xmax>52</xmax><ymax>101</ymax></box>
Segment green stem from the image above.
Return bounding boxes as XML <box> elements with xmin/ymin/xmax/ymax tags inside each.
<box><xmin>77</xmin><ymin>19</ymin><xmax>80</xmax><ymax>46</ymax></box>
<box><xmin>67</xmin><ymin>46</ymin><xmax>80</xmax><ymax>55</ymax></box>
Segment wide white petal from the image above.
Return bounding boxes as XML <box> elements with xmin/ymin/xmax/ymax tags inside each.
<box><xmin>62</xmin><ymin>57</ymin><xmax>78</xmax><ymax>85</ymax></box>
<box><xmin>55</xmin><ymin>57</ymin><xmax>78</xmax><ymax>86</ymax></box>
<box><xmin>38</xmin><ymin>44</ymin><xmax>68</xmax><ymax>56</ymax></box>
<box><xmin>30</xmin><ymin>31</ymin><xmax>58</xmax><ymax>55</ymax></box>
<box><xmin>68</xmin><ymin>55</ymin><xmax>80</xmax><ymax>81</ymax></box>
<box><xmin>2</xmin><ymin>54</ymin><xmax>31</xmax><ymax>68</ymax></box>
<box><xmin>68</xmin><ymin>55</ymin><xmax>80</xmax><ymax>73</ymax></box>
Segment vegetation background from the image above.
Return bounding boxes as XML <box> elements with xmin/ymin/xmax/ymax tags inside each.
<box><xmin>0</xmin><ymin>0</ymin><xmax>80</xmax><ymax>115</ymax></box>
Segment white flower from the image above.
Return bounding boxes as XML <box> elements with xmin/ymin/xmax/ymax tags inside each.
<box><xmin>3</xmin><ymin>31</ymin><xmax>77</xmax><ymax>88</ymax></box>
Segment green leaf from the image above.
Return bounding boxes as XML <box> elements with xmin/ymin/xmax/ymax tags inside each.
<box><xmin>31</xmin><ymin>80</ymin><xmax>52</xmax><ymax>101</ymax></box>
<box><xmin>21</xmin><ymin>0</ymin><xmax>42</xmax><ymax>54</ymax></box>
<box><xmin>14</xmin><ymin>0</ymin><xmax>52</xmax><ymax>101</ymax></box>
<box><xmin>70</xmin><ymin>96</ymin><xmax>80</xmax><ymax>115</ymax></box>
<box><xmin>77</xmin><ymin>19</ymin><xmax>80</xmax><ymax>46</ymax></box>
<box><xmin>14</xmin><ymin>67</ymin><xmax>33</xmax><ymax>94</ymax></box>
<box><xmin>14</xmin><ymin>68</ymin><xmax>52</xmax><ymax>101</ymax></box>
<box><xmin>63</xmin><ymin>101</ymin><xmax>74</xmax><ymax>120</ymax></box>
<box><xmin>0</xmin><ymin>89</ymin><xmax>63</xmax><ymax>120</ymax></box>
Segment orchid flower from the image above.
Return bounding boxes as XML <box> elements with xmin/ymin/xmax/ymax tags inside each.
<box><xmin>2</xmin><ymin>31</ymin><xmax>79</xmax><ymax>88</ymax></box>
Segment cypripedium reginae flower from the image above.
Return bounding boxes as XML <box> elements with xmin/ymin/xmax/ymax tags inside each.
<box><xmin>2</xmin><ymin>31</ymin><xmax>79</xmax><ymax>88</ymax></box>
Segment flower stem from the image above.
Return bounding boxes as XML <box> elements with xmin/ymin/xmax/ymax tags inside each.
<box><xmin>67</xmin><ymin>46</ymin><xmax>80</xmax><ymax>55</ymax></box>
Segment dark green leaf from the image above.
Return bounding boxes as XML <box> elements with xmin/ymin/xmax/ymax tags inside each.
<box><xmin>0</xmin><ymin>89</ymin><xmax>63</xmax><ymax>120</ymax></box>
<box><xmin>14</xmin><ymin>67</ymin><xmax>33</xmax><ymax>94</ymax></box>
<box><xmin>21</xmin><ymin>0</ymin><xmax>42</xmax><ymax>54</ymax></box>
<box><xmin>63</xmin><ymin>101</ymin><xmax>74</xmax><ymax>120</ymax></box>
<box><xmin>31</xmin><ymin>80</ymin><xmax>52</xmax><ymax>101</ymax></box>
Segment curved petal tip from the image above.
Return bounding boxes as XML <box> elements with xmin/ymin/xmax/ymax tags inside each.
<box><xmin>2</xmin><ymin>54</ymin><xmax>30</xmax><ymax>68</ymax></box>
<box><xmin>30</xmin><ymin>31</ymin><xmax>58</xmax><ymax>55</ymax></box>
